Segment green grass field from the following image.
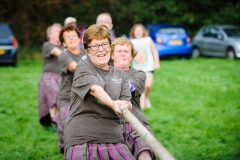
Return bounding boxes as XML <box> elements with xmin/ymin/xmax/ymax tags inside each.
<box><xmin>0</xmin><ymin>57</ymin><xmax>239</xmax><ymax>160</ymax></box>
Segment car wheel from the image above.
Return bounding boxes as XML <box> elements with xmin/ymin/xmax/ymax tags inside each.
<box><xmin>192</xmin><ymin>47</ymin><xmax>201</xmax><ymax>58</ymax></box>
<box><xmin>226</xmin><ymin>49</ymin><xmax>235</xmax><ymax>60</ymax></box>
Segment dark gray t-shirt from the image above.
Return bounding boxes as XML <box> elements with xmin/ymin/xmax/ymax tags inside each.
<box><xmin>42</xmin><ymin>42</ymin><xmax>64</xmax><ymax>74</ymax></box>
<box><xmin>58</xmin><ymin>49</ymin><xmax>87</xmax><ymax>108</ymax></box>
<box><xmin>64</xmin><ymin>58</ymin><xmax>131</xmax><ymax>149</ymax></box>
<box><xmin>118</xmin><ymin>68</ymin><xmax>149</xmax><ymax>127</ymax></box>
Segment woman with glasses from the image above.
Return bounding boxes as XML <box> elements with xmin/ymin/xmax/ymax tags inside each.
<box><xmin>111</xmin><ymin>37</ymin><xmax>155</xmax><ymax>160</ymax></box>
<box><xmin>64</xmin><ymin>24</ymin><xmax>135</xmax><ymax>160</ymax></box>
<box><xmin>55</xmin><ymin>25</ymin><xmax>87</xmax><ymax>154</ymax></box>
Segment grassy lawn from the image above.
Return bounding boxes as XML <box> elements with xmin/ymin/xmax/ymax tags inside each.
<box><xmin>0</xmin><ymin>57</ymin><xmax>239</xmax><ymax>160</ymax></box>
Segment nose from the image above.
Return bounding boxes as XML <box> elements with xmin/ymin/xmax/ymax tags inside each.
<box><xmin>98</xmin><ymin>44</ymin><xmax>104</xmax><ymax>51</ymax></box>
<box><xmin>120</xmin><ymin>51</ymin><xmax>125</xmax><ymax>55</ymax></box>
<box><xmin>70</xmin><ymin>35</ymin><xmax>75</xmax><ymax>39</ymax></box>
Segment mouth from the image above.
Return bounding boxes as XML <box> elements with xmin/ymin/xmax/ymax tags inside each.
<box><xmin>97</xmin><ymin>54</ymin><xmax>106</xmax><ymax>57</ymax></box>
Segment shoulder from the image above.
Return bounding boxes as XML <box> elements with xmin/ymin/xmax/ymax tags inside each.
<box><xmin>80</xmin><ymin>49</ymin><xmax>88</xmax><ymax>60</ymax></box>
<box><xmin>60</xmin><ymin>50</ymin><xmax>71</xmax><ymax>57</ymax></box>
<box><xmin>143</xmin><ymin>36</ymin><xmax>151</xmax><ymax>42</ymax></box>
<box><xmin>76</xmin><ymin>58</ymin><xmax>92</xmax><ymax>70</ymax></box>
<box><xmin>80</xmin><ymin>48</ymin><xmax>87</xmax><ymax>54</ymax></box>
<box><xmin>43</xmin><ymin>41</ymin><xmax>55</xmax><ymax>47</ymax></box>
<box><xmin>137</xmin><ymin>70</ymin><xmax>146</xmax><ymax>79</ymax></box>
<box><xmin>43</xmin><ymin>41</ymin><xmax>49</xmax><ymax>46</ymax></box>
<box><xmin>129</xmin><ymin>68</ymin><xmax>146</xmax><ymax>78</ymax></box>
<box><xmin>59</xmin><ymin>45</ymin><xmax>65</xmax><ymax>50</ymax></box>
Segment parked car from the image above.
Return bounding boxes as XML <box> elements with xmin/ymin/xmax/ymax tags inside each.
<box><xmin>144</xmin><ymin>24</ymin><xmax>192</xmax><ymax>58</ymax></box>
<box><xmin>192</xmin><ymin>25</ymin><xmax>240</xmax><ymax>59</ymax></box>
<box><xmin>0</xmin><ymin>23</ymin><xmax>18</xmax><ymax>66</ymax></box>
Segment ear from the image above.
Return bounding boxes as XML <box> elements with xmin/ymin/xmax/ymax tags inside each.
<box><xmin>111</xmin><ymin>53</ymin><xmax>114</xmax><ymax>60</ymax></box>
<box><xmin>109</xmin><ymin>24</ymin><xmax>113</xmax><ymax>30</ymax></box>
<box><xmin>85</xmin><ymin>49</ymin><xmax>90</xmax><ymax>55</ymax></box>
<box><xmin>62</xmin><ymin>42</ymin><xmax>67</xmax><ymax>47</ymax></box>
<box><xmin>130</xmin><ymin>55</ymin><xmax>133</xmax><ymax>61</ymax></box>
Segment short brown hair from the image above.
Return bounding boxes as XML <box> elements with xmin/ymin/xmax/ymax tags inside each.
<box><xmin>129</xmin><ymin>24</ymin><xmax>148</xmax><ymax>38</ymax></box>
<box><xmin>111</xmin><ymin>37</ymin><xmax>137</xmax><ymax>58</ymax></box>
<box><xmin>59</xmin><ymin>25</ymin><xmax>81</xmax><ymax>45</ymax></box>
<box><xmin>83</xmin><ymin>24</ymin><xmax>111</xmax><ymax>50</ymax></box>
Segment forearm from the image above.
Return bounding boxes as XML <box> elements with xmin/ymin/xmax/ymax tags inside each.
<box><xmin>150</xmin><ymin>39</ymin><xmax>160</xmax><ymax>65</ymax></box>
<box><xmin>154</xmin><ymin>51</ymin><xmax>160</xmax><ymax>65</ymax></box>
<box><xmin>89</xmin><ymin>85</ymin><xmax>114</xmax><ymax>108</ymax></box>
<box><xmin>152</xmin><ymin>47</ymin><xmax>160</xmax><ymax>65</ymax></box>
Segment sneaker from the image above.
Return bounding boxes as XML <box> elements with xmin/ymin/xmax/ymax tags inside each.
<box><xmin>49</xmin><ymin>122</ymin><xmax>57</xmax><ymax>132</ymax></box>
<box><xmin>145</xmin><ymin>99</ymin><xmax>152</xmax><ymax>108</ymax></box>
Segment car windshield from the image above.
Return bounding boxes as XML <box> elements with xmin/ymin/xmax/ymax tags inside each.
<box><xmin>157</xmin><ymin>27</ymin><xmax>186</xmax><ymax>34</ymax></box>
<box><xmin>223</xmin><ymin>28</ymin><xmax>240</xmax><ymax>37</ymax></box>
<box><xmin>0</xmin><ymin>24</ymin><xmax>13</xmax><ymax>38</ymax></box>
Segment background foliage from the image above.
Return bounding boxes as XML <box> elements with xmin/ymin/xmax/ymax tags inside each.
<box><xmin>1</xmin><ymin>0</ymin><xmax>240</xmax><ymax>47</ymax></box>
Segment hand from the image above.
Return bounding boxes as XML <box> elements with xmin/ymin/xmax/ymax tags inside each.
<box><xmin>155</xmin><ymin>63</ymin><xmax>160</xmax><ymax>70</ymax></box>
<box><xmin>111</xmin><ymin>100</ymin><xmax>132</xmax><ymax>115</ymax></box>
<box><xmin>51</xmin><ymin>47</ymin><xmax>62</xmax><ymax>56</ymax></box>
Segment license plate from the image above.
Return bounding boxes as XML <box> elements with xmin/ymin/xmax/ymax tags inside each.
<box><xmin>169</xmin><ymin>40</ymin><xmax>182</xmax><ymax>45</ymax></box>
<box><xmin>0</xmin><ymin>49</ymin><xmax>4</xmax><ymax>54</ymax></box>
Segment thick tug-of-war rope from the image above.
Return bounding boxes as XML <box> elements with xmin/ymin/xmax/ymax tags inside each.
<box><xmin>119</xmin><ymin>105</ymin><xmax>176</xmax><ymax>160</ymax></box>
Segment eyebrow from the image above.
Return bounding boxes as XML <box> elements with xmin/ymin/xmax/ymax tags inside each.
<box><xmin>90</xmin><ymin>41</ymin><xmax>109</xmax><ymax>45</ymax></box>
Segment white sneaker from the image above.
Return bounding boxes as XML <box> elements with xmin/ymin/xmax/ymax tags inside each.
<box><xmin>145</xmin><ymin>99</ymin><xmax>151</xmax><ymax>108</ymax></box>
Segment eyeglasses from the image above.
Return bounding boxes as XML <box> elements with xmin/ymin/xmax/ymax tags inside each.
<box><xmin>64</xmin><ymin>34</ymin><xmax>78</xmax><ymax>40</ymax></box>
<box><xmin>88</xmin><ymin>42</ymin><xmax>110</xmax><ymax>51</ymax></box>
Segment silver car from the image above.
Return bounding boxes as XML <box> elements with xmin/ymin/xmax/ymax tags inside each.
<box><xmin>192</xmin><ymin>25</ymin><xmax>240</xmax><ymax>59</ymax></box>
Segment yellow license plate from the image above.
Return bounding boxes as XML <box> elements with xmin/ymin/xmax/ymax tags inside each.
<box><xmin>0</xmin><ymin>49</ymin><xmax>5</xmax><ymax>55</ymax></box>
<box><xmin>169</xmin><ymin>40</ymin><xmax>182</xmax><ymax>45</ymax></box>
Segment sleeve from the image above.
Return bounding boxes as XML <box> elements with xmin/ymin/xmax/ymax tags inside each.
<box><xmin>59</xmin><ymin>52</ymin><xmax>74</xmax><ymax>74</ymax></box>
<box><xmin>71</xmin><ymin>61</ymin><xmax>101</xmax><ymax>100</ymax></box>
<box><xmin>42</xmin><ymin>42</ymin><xmax>54</xmax><ymax>58</ymax></box>
<box><xmin>129</xmin><ymin>70</ymin><xmax>146</xmax><ymax>96</ymax></box>
<box><xmin>120</xmin><ymin>72</ymin><xmax>132</xmax><ymax>102</ymax></box>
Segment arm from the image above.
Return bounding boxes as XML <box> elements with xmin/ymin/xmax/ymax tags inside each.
<box><xmin>149</xmin><ymin>38</ymin><xmax>160</xmax><ymax>70</ymax></box>
<box><xmin>130</xmin><ymin>70</ymin><xmax>146</xmax><ymax>96</ymax></box>
<box><xmin>50</xmin><ymin>47</ymin><xmax>62</xmax><ymax>57</ymax></box>
<box><xmin>89</xmin><ymin>85</ymin><xmax>132</xmax><ymax>114</ymax></box>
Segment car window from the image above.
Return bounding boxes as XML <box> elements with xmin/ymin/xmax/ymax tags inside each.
<box><xmin>203</xmin><ymin>27</ymin><xmax>220</xmax><ymax>38</ymax></box>
<box><xmin>223</xmin><ymin>28</ymin><xmax>240</xmax><ymax>37</ymax></box>
<box><xmin>209</xmin><ymin>28</ymin><xmax>220</xmax><ymax>38</ymax></box>
<box><xmin>202</xmin><ymin>28</ymin><xmax>210</xmax><ymax>37</ymax></box>
<box><xmin>0</xmin><ymin>24</ymin><xmax>13</xmax><ymax>38</ymax></box>
<box><xmin>157</xmin><ymin>27</ymin><xmax>186</xmax><ymax>34</ymax></box>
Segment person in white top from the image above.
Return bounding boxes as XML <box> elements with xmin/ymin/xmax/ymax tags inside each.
<box><xmin>130</xmin><ymin>24</ymin><xmax>160</xmax><ymax>109</ymax></box>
